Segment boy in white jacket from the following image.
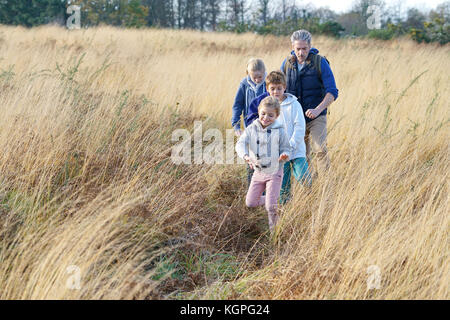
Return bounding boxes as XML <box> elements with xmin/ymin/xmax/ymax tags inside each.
<box><xmin>247</xmin><ymin>71</ymin><xmax>311</xmax><ymax>204</ymax></box>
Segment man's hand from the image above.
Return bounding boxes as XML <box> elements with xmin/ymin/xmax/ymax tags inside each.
<box><xmin>234</xmin><ymin>128</ymin><xmax>242</xmax><ymax>137</ymax></box>
<box><xmin>305</xmin><ymin>108</ymin><xmax>321</xmax><ymax>119</ymax></box>
<box><xmin>279</xmin><ymin>153</ymin><xmax>289</xmax><ymax>162</ymax></box>
<box><xmin>306</xmin><ymin>93</ymin><xmax>335</xmax><ymax>119</ymax></box>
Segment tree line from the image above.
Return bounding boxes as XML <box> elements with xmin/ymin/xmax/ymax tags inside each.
<box><xmin>0</xmin><ymin>0</ymin><xmax>448</xmax><ymax>44</ymax></box>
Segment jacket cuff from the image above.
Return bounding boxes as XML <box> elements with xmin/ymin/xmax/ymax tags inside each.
<box><xmin>326</xmin><ymin>89</ymin><xmax>339</xmax><ymax>100</ymax></box>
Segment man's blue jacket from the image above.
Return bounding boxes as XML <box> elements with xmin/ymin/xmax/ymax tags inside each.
<box><xmin>280</xmin><ymin>48</ymin><xmax>339</xmax><ymax>123</ymax></box>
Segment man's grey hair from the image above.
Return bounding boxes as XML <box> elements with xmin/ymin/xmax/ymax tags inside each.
<box><xmin>291</xmin><ymin>30</ymin><xmax>312</xmax><ymax>45</ymax></box>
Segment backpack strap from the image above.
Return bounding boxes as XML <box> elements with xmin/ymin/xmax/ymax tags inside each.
<box><xmin>314</xmin><ymin>54</ymin><xmax>330</xmax><ymax>81</ymax></box>
<box><xmin>313</xmin><ymin>54</ymin><xmax>322</xmax><ymax>79</ymax></box>
<box><xmin>283</xmin><ymin>54</ymin><xmax>297</xmax><ymax>75</ymax></box>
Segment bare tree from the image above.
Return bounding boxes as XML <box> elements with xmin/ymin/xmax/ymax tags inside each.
<box><xmin>177</xmin><ymin>0</ymin><xmax>183</xmax><ymax>28</ymax></box>
<box><xmin>430</xmin><ymin>1</ymin><xmax>450</xmax><ymax>23</ymax></box>
<box><xmin>404</xmin><ymin>8</ymin><xmax>426</xmax><ymax>29</ymax></box>
<box><xmin>207</xmin><ymin>0</ymin><xmax>222</xmax><ymax>30</ymax></box>
<box><xmin>184</xmin><ymin>0</ymin><xmax>197</xmax><ymax>29</ymax></box>
<box><xmin>258</xmin><ymin>0</ymin><xmax>270</xmax><ymax>26</ymax></box>
<box><xmin>281</xmin><ymin>0</ymin><xmax>287</xmax><ymax>22</ymax></box>
<box><xmin>226</xmin><ymin>0</ymin><xmax>246</xmax><ymax>28</ymax></box>
<box><xmin>145</xmin><ymin>0</ymin><xmax>175</xmax><ymax>27</ymax></box>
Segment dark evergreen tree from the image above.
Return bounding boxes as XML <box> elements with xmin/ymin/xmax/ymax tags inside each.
<box><xmin>0</xmin><ymin>0</ymin><xmax>66</xmax><ymax>27</ymax></box>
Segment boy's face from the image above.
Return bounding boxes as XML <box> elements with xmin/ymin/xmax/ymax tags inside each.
<box><xmin>248</xmin><ymin>70</ymin><xmax>264</xmax><ymax>85</ymax></box>
<box><xmin>259</xmin><ymin>106</ymin><xmax>277</xmax><ymax>128</ymax></box>
<box><xmin>267</xmin><ymin>83</ymin><xmax>286</xmax><ymax>101</ymax></box>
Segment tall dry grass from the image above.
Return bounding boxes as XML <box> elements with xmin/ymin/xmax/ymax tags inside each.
<box><xmin>0</xmin><ymin>25</ymin><xmax>448</xmax><ymax>299</ymax></box>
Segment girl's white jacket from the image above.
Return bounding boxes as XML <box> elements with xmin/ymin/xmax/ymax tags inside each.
<box><xmin>235</xmin><ymin>118</ymin><xmax>291</xmax><ymax>175</ymax></box>
<box><xmin>278</xmin><ymin>93</ymin><xmax>307</xmax><ymax>159</ymax></box>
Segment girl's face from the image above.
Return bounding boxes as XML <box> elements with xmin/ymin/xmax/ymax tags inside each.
<box><xmin>259</xmin><ymin>106</ymin><xmax>278</xmax><ymax>128</ymax></box>
<box><xmin>248</xmin><ymin>70</ymin><xmax>265</xmax><ymax>85</ymax></box>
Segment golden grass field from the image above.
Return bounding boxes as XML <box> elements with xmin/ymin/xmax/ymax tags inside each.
<box><xmin>0</xmin><ymin>25</ymin><xmax>448</xmax><ymax>299</ymax></box>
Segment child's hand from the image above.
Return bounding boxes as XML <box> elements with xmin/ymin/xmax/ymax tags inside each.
<box><xmin>234</xmin><ymin>129</ymin><xmax>242</xmax><ymax>137</ymax></box>
<box><xmin>244</xmin><ymin>155</ymin><xmax>254</xmax><ymax>170</ymax></box>
<box><xmin>279</xmin><ymin>154</ymin><xmax>289</xmax><ymax>162</ymax></box>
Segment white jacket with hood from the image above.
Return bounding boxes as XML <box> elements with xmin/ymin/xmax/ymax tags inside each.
<box><xmin>278</xmin><ymin>93</ymin><xmax>306</xmax><ymax>159</ymax></box>
<box><xmin>236</xmin><ymin>118</ymin><xmax>292</xmax><ymax>175</ymax></box>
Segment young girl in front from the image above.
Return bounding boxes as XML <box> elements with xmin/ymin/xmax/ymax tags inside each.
<box><xmin>235</xmin><ymin>96</ymin><xmax>291</xmax><ymax>233</ymax></box>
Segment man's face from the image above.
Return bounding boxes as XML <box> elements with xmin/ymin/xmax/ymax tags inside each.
<box><xmin>292</xmin><ymin>40</ymin><xmax>311</xmax><ymax>64</ymax></box>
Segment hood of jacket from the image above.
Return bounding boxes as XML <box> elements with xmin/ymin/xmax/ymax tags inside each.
<box><xmin>244</xmin><ymin>74</ymin><xmax>266</xmax><ymax>92</ymax></box>
<box><xmin>251</xmin><ymin>118</ymin><xmax>284</xmax><ymax>131</ymax></box>
<box><xmin>280</xmin><ymin>93</ymin><xmax>298</xmax><ymax>107</ymax></box>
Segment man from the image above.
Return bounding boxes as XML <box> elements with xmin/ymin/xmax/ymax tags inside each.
<box><xmin>281</xmin><ymin>29</ymin><xmax>339</xmax><ymax>178</ymax></box>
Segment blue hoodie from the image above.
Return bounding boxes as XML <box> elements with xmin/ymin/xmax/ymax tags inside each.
<box><xmin>231</xmin><ymin>76</ymin><xmax>267</xmax><ymax>129</ymax></box>
<box><xmin>281</xmin><ymin>48</ymin><xmax>339</xmax><ymax>123</ymax></box>
<box><xmin>245</xmin><ymin>92</ymin><xmax>269</xmax><ymax>128</ymax></box>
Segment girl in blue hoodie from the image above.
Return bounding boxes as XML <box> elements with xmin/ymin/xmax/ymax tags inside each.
<box><xmin>231</xmin><ymin>58</ymin><xmax>267</xmax><ymax>188</ymax></box>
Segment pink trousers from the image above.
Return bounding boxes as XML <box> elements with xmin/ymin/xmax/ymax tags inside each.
<box><xmin>245</xmin><ymin>167</ymin><xmax>284</xmax><ymax>231</ymax></box>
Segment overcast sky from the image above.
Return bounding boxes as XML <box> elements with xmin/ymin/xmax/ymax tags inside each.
<box><xmin>299</xmin><ymin>0</ymin><xmax>446</xmax><ymax>13</ymax></box>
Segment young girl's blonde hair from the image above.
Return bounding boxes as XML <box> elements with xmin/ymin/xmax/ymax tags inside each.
<box><xmin>258</xmin><ymin>96</ymin><xmax>280</xmax><ymax>116</ymax></box>
<box><xmin>247</xmin><ymin>58</ymin><xmax>266</xmax><ymax>74</ymax></box>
